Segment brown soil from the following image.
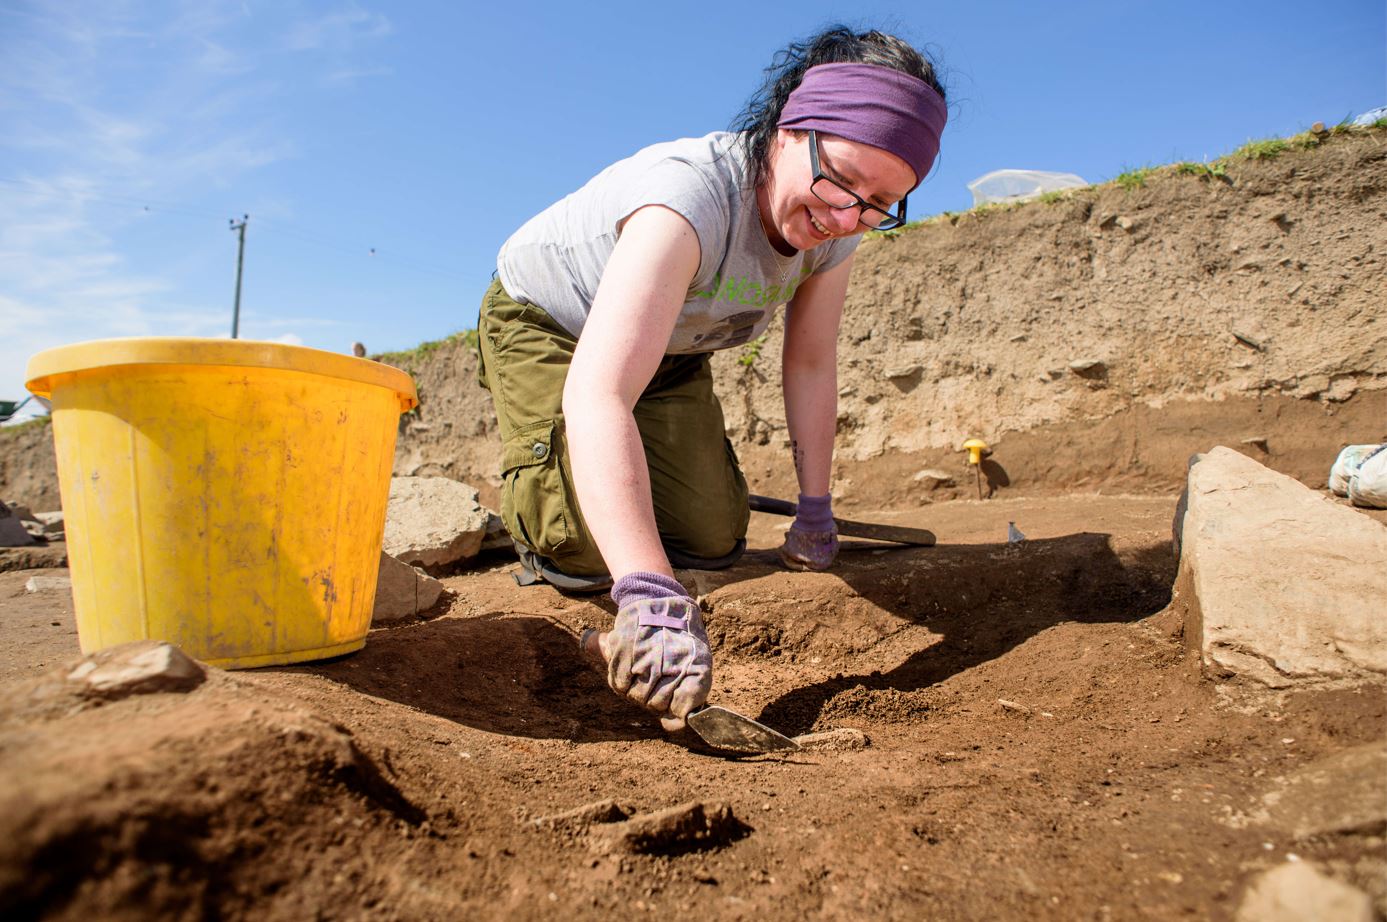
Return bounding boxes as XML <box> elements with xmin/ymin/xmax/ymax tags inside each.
<box><xmin>1</xmin><ymin>130</ymin><xmax>1385</xmax><ymax>919</ymax></box>
<box><xmin>2</xmin><ymin>497</ymin><xmax>1384</xmax><ymax>920</ymax></box>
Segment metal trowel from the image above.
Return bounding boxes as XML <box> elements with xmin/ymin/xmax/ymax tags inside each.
<box><xmin>684</xmin><ymin>704</ymin><xmax>800</xmax><ymax>754</ymax></box>
<box><xmin>580</xmin><ymin>628</ymin><xmax>800</xmax><ymax>754</ymax></box>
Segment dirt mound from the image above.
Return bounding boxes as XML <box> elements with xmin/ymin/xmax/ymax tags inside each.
<box><xmin>0</xmin><ymin>667</ymin><xmax>426</xmax><ymax>919</ymax></box>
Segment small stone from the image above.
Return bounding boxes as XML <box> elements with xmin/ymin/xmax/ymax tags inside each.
<box><xmin>913</xmin><ymin>469</ymin><xmax>955</xmax><ymax>489</ymax></box>
<box><xmin>1232</xmin><ymin>330</ymin><xmax>1266</xmax><ymax>352</ymax></box>
<box><xmin>792</xmin><ymin>728</ymin><xmax>869</xmax><ymax>751</ymax></box>
<box><xmin>531</xmin><ymin>799</ymin><xmax>632</xmax><ymax>830</ymax></box>
<box><xmin>24</xmin><ymin>575</ymin><xmax>71</xmax><ymax>593</ymax></box>
<box><xmin>1068</xmin><ymin>359</ymin><xmax>1108</xmax><ymax>379</ymax></box>
<box><xmin>1114</xmin><ymin>216</ymin><xmax>1134</xmax><ymax>231</ymax></box>
<box><xmin>68</xmin><ymin>641</ymin><xmax>206</xmax><ymax>699</ymax></box>
<box><xmin>884</xmin><ymin>364</ymin><xmax>923</xmax><ymax>381</ymax></box>
<box><xmin>34</xmin><ymin>511</ymin><xmax>64</xmax><ymax>540</ymax></box>
<box><xmin>998</xmin><ymin>699</ymin><xmax>1032</xmax><ymax>715</ymax></box>
<box><xmin>1240</xmin><ymin>437</ymin><xmax>1269</xmax><ymax>453</ymax></box>
<box><xmin>1235</xmin><ymin>862</ymin><xmax>1372</xmax><ymax>922</ymax></box>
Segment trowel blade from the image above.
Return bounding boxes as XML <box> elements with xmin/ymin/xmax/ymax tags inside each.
<box><xmin>686</xmin><ymin>705</ymin><xmax>801</xmax><ymax>754</ymax></box>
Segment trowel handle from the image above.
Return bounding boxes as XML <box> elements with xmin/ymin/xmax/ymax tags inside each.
<box><xmin>580</xmin><ymin>627</ymin><xmax>605</xmax><ymax>662</ymax></box>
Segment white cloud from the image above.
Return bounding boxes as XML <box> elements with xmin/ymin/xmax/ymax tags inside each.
<box><xmin>0</xmin><ymin>2</ymin><xmax>384</xmax><ymax>401</ymax></box>
<box><xmin>282</xmin><ymin>6</ymin><xmax>392</xmax><ymax>53</ymax></box>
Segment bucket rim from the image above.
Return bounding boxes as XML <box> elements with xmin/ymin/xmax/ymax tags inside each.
<box><xmin>25</xmin><ymin>337</ymin><xmax>418</xmax><ymax>410</ymax></box>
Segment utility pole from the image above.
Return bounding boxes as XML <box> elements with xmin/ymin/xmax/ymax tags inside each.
<box><xmin>229</xmin><ymin>214</ymin><xmax>248</xmax><ymax>339</ymax></box>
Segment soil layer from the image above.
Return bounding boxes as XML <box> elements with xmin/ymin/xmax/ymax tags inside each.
<box><xmin>2</xmin><ymin>496</ymin><xmax>1383</xmax><ymax>920</ymax></box>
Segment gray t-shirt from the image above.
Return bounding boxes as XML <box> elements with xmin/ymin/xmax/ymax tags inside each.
<box><xmin>496</xmin><ymin>131</ymin><xmax>860</xmax><ymax>355</ymax></box>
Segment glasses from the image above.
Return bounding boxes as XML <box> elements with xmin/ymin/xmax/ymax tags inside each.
<box><xmin>808</xmin><ymin>130</ymin><xmax>908</xmax><ymax>230</ymax></box>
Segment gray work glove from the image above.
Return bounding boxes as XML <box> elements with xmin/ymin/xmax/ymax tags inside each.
<box><xmin>584</xmin><ymin>595</ymin><xmax>712</xmax><ymax>730</ymax></box>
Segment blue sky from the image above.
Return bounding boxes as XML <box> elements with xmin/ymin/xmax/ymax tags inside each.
<box><xmin>3</xmin><ymin>1</ymin><xmax>1384</xmax><ymax>419</ymax></box>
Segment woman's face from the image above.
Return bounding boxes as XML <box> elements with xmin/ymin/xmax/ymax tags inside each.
<box><xmin>757</xmin><ymin>129</ymin><xmax>915</xmax><ymax>255</ymax></box>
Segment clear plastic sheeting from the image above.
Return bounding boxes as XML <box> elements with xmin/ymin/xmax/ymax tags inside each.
<box><xmin>967</xmin><ymin>169</ymin><xmax>1089</xmax><ymax>207</ymax></box>
<box><xmin>1351</xmin><ymin>105</ymin><xmax>1387</xmax><ymax>126</ymax></box>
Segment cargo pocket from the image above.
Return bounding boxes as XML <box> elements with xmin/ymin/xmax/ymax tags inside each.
<box><xmin>499</xmin><ymin>419</ymin><xmax>583</xmax><ymax>557</ymax></box>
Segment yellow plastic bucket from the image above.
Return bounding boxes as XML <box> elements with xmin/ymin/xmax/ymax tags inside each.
<box><xmin>25</xmin><ymin>338</ymin><xmax>418</xmax><ymax>669</ymax></box>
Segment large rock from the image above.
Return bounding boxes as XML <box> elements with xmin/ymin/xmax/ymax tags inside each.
<box><xmin>382</xmin><ymin>476</ymin><xmax>489</xmax><ymax>568</ymax></box>
<box><xmin>1174</xmin><ymin>447</ymin><xmax>1387</xmax><ymax>688</ymax></box>
<box><xmin>372</xmin><ymin>552</ymin><xmax>446</xmax><ymax>624</ymax></box>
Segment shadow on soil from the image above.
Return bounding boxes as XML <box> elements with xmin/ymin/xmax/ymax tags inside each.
<box><xmin>753</xmin><ymin>532</ymin><xmax>1176</xmax><ymax>735</ymax></box>
<box><xmin>284</xmin><ymin>613</ymin><xmax>660</xmax><ymax>743</ymax></box>
<box><xmin>283</xmin><ymin>532</ymin><xmax>1175</xmax><ymax>745</ymax></box>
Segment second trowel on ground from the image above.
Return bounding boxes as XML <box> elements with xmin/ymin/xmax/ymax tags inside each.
<box><xmin>580</xmin><ymin>628</ymin><xmax>800</xmax><ymax>753</ymax></box>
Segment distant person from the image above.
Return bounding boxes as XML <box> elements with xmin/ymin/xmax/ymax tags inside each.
<box><xmin>476</xmin><ymin>26</ymin><xmax>947</xmax><ymax>730</ymax></box>
<box><xmin>351</xmin><ymin>342</ymin><xmax>367</xmax><ymax>358</ymax></box>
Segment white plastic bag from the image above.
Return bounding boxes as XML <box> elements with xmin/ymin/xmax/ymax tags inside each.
<box><xmin>1347</xmin><ymin>445</ymin><xmax>1387</xmax><ymax>509</ymax></box>
<box><xmin>1329</xmin><ymin>444</ymin><xmax>1381</xmax><ymax>496</ymax></box>
<box><xmin>967</xmin><ymin>169</ymin><xmax>1089</xmax><ymax>207</ymax></box>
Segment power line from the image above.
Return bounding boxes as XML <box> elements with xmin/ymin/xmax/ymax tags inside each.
<box><xmin>0</xmin><ymin>175</ymin><xmax>468</xmax><ymax>281</ymax></box>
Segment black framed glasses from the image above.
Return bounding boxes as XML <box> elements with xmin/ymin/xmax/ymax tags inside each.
<box><xmin>808</xmin><ymin>129</ymin><xmax>908</xmax><ymax>230</ymax></box>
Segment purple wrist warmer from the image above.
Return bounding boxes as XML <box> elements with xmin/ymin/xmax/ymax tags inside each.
<box><xmin>612</xmin><ymin>571</ymin><xmax>687</xmax><ymax>609</ymax></box>
<box><xmin>795</xmin><ymin>493</ymin><xmax>834</xmax><ymax>532</ymax></box>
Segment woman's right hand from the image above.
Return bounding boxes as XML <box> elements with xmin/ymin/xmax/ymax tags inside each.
<box><xmin>582</xmin><ymin>595</ymin><xmax>712</xmax><ymax>730</ymax></box>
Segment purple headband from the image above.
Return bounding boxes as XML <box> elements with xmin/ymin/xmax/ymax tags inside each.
<box><xmin>778</xmin><ymin>62</ymin><xmax>947</xmax><ymax>188</ymax></box>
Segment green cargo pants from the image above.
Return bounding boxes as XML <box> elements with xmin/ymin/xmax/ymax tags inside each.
<box><xmin>476</xmin><ymin>278</ymin><xmax>750</xmax><ymax>577</ymax></box>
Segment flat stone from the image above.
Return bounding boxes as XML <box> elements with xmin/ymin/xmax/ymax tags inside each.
<box><xmin>24</xmin><ymin>575</ymin><xmax>71</xmax><ymax>593</ymax></box>
<box><xmin>372</xmin><ymin>552</ymin><xmax>446</xmax><ymax>624</ymax></box>
<box><xmin>793</xmin><ymin>728</ymin><xmax>869</xmax><ymax>751</ymax></box>
<box><xmin>1255</xmin><ymin>742</ymin><xmax>1387</xmax><ymax>839</ymax></box>
<box><xmin>588</xmin><ymin>801</ymin><xmax>747</xmax><ymax>856</ymax></box>
<box><xmin>1234</xmin><ymin>862</ymin><xmax>1373</xmax><ymax>922</ymax></box>
<box><xmin>67</xmin><ymin>641</ymin><xmax>206</xmax><ymax>699</ymax></box>
<box><xmin>382</xmin><ymin>476</ymin><xmax>490</xmax><ymax>568</ymax></box>
<box><xmin>1174</xmin><ymin>447</ymin><xmax>1387</xmax><ymax>688</ymax></box>
<box><xmin>33</xmin><ymin>511</ymin><xmax>64</xmax><ymax>539</ymax></box>
<box><xmin>913</xmin><ymin>469</ymin><xmax>955</xmax><ymax>488</ymax></box>
<box><xmin>1067</xmin><ymin>359</ymin><xmax>1108</xmax><ymax>379</ymax></box>
<box><xmin>884</xmin><ymin>364</ymin><xmax>923</xmax><ymax>380</ymax></box>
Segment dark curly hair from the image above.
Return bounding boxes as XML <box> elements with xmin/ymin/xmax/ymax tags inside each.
<box><xmin>731</xmin><ymin>26</ymin><xmax>946</xmax><ymax>186</ymax></box>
